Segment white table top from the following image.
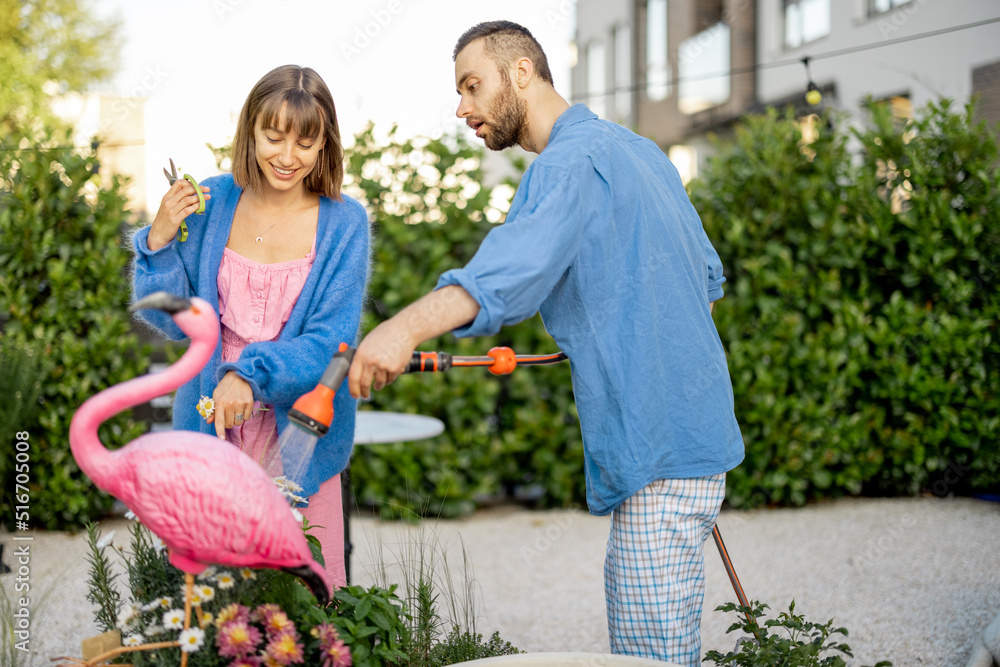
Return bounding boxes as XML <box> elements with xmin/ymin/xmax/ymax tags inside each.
<box><xmin>353</xmin><ymin>410</ymin><xmax>445</xmax><ymax>445</ymax></box>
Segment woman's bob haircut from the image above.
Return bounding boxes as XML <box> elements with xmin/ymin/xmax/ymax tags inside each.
<box><xmin>232</xmin><ymin>65</ymin><xmax>344</xmax><ymax>199</ymax></box>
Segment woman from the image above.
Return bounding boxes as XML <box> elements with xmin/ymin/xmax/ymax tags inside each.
<box><xmin>132</xmin><ymin>64</ymin><xmax>369</xmax><ymax>589</ymax></box>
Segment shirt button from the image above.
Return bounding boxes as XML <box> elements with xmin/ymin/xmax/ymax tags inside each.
<box><xmin>257</xmin><ymin>292</ymin><xmax>263</xmax><ymax>298</ymax></box>
<box><xmin>253</xmin><ymin>316</ymin><xmax>260</xmax><ymax>323</ymax></box>
<box><xmin>248</xmin><ymin>338</ymin><xmax>254</xmax><ymax>343</ymax></box>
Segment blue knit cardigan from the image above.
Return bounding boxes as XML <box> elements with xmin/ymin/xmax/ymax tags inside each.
<box><xmin>131</xmin><ymin>173</ymin><xmax>370</xmax><ymax>498</ymax></box>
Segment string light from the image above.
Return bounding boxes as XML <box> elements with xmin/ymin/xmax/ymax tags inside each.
<box><xmin>802</xmin><ymin>57</ymin><xmax>822</xmax><ymax>106</ymax></box>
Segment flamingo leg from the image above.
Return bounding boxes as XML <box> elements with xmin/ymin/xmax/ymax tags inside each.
<box><xmin>181</xmin><ymin>572</ymin><xmax>194</xmax><ymax>667</ymax></box>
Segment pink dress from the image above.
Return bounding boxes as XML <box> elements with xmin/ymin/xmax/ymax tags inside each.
<box><xmin>217</xmin><ymin>239</ymin><xmax>346</xmax><ymax>589</ymax></box>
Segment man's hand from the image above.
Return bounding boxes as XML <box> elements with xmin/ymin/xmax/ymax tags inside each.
<box><xmin>348</xmin><ymin>318</ymin><xmax>418</xmax><ymax>399</ymax></box>
<box><xmin>348</xmin><ymin>285</ymin><xmax>481</xmax><ymax>399</ymax></box>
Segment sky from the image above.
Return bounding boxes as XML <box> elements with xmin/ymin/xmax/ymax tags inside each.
<box><xmin>89</xmin><ymin>0</ymin><xmax>577</xmax><ymax>215</ymax></box>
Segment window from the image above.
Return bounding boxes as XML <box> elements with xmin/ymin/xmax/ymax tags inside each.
<box><xmin>586</xmin><ymin>41</ymin><xmax>607</xmax><ymax>119</ymax></box>
<box><xmin>869</xmin><ymin>0</ymin><xmax>910</xmax><ymax>15</ymax></box>
<box><xmin>646</xmin><ymin>0</ymin><xmax>669</xmax><ymax>100</ymax></box>
<box><xmin>678</xmin><ymin>22</ymin><xmax>730</xmax><ymax>114</ymax></box>
<box><xmin>613</xmin><ymin>24</ymin><xmax>632</xmax><ymax>123</ymax></box>
<box><xmin>784</xmin><ymin>0</ymin><xmax>830</xmax><ymax>50</ymax></box>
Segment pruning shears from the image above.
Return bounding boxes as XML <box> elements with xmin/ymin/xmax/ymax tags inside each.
<box><xmin>163</xmin><ymin>158</ymin><xmax>205</xmax><ymax>242</ymax></box>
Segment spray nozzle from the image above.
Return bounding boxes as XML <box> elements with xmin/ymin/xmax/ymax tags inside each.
<box><xmin>288</xmin><ymin>343</ymin><xmax>355</xmax><ymax>437</ymax></box>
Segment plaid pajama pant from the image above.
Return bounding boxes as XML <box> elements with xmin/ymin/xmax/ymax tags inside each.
<box><xmin>605</xmin><ymin>474</ymin><xmax>726</xmax><ymax>667</ymax></box>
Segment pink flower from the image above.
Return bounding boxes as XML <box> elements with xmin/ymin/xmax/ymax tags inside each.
<box><xmin>216</xmin><ymin>620</ymin><xmax>262</xmax><ymax>658</ymax></box>
<box><xmin>252</xmin><ymin>604</ymin><xmax>282</xmax><ymax>623</ymax></box>
<box><xmin>261</xmin><ymin>610</ymin><xmax>295</xmax><ymax>640</ymax></box>
<box><xmin>216</xmin><ymin>603</ymin><xmax>251</xmax><ymax>628</ymax></box>
<box><xmin>264</xmin><ymin>631</ymin><xmax>304</xmax><ymax>666</ymax></box>
<box><xmin>229</xmin><ymin>658</ymin><xmax>262</xmax><ymax>667</ymax></box>
<box><xmin>310</xmin><ymin>623</ymin><xmax>339</xmax><ymax>646</ymax></box>
<box><xmin>321</xmin><ymin>638</ymin><xmax>352</xmax><ymax>667</ymax></box>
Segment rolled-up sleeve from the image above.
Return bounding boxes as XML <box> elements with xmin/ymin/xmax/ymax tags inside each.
<box><xmin>436</xmin><ymin>164</ymin><xmax>592</xmax><ymax>337</ymax></box>
<box><xmin>704</xmin><ymin>235</ymin><xmax>726</xmax><ymax>302</ymax></box>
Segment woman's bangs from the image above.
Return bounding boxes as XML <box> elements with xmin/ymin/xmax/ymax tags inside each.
<box><xmin>258</xmin><ymin>90</ymin><xmax>324</xmax><ymax>140</ymax></box>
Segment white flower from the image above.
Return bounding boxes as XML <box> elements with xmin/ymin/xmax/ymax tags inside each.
<box><xmin>145</xmin><ymin>624</ymin><xmax>166</xmax><ymax>636</ymax></box>
<box><xmin>240</xmin><ymin>568</ymin><xmax>256</xmax><ymax>580</ymax></box>
<box><xmin>96</xmin><ymin>531</ymin><xmax>116</xmax><ymax>550</ymax></box>
<box><xmin>141</xmin><ymin>599</ymin><xmax>163</xmax><ymax>612</ymax></box>
<box><xmin>196</xmin><ymin>396</ymin><xmax>215</xmax><ymax>420</ymax></box>
<box><xmin>123</xmin><ymin>633</ymin><xmax>144</xmax><ymax>646</ymax></box>
<box><xmin>116</xmin><ymin>604</ymin><xmax>141</xmax><ymax>630</ymax></box>
<box><xmin>290</xmin><ymin>507</ymin><xmax>304</xmax><ymax>523</ymax></box>
<box><xmin>196</xmin><ymin>565</ymin><xmax>218</xmax><ymax>581</ymax></box>
<box><xmin>215</xmin><ymin>573</ymin><xmax>235</xmax><ymax>590</ymax></box>
<box><xmin>178</xmin><ymin>627</ymin><xmax>205</xmax><ymax>653</ymax></box>
<box><xmin>163</xmin><ymin>608</ymin><xmax>185</xmax><ymax>630</ymax></box>
<box><xmin>124</xmin><ymin>510</ymin><xmax>137</xmax><ymax>520</ymax></box>
<box><xmin>156</xmin><ymin>597</ymin><xmax>172</xmax><ymax>609</ymax></box>
<box><xmin>272</xmin><ymin>475</ymin><xmax>303</xmax><ymax>494</ymax></box>
<box><xmin>197</xmin><ymin>585</ymin><xmax>215</xmax><ymax>602</ymax></box>
<box><xmin>149</xmin><ymin>535</ymin><xmax>166</xmax><ymax>553</ymax></box>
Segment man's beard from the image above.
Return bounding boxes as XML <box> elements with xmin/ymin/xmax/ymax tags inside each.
<box><xmin>483</xmin><ymin>76</ymin><xmax>528</xmax><ymax>151</ymax></box>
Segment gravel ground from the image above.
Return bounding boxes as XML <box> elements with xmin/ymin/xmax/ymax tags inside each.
<box><xmin>4</xmin><ymin>496</ymin><xmax>999</xmax><ymax>666</ymax></box>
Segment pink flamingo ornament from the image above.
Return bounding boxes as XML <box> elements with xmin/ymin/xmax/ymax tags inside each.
<box><xmin>66</xmin><ymin>292</ymin><xmax>329</xmax><ymax>666</ymax></box>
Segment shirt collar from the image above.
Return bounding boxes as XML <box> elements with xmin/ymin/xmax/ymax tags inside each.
<box><xmin>548</xmin><ymin>104</ymin><xmax>598</xmax><ymax>145</ymax></box>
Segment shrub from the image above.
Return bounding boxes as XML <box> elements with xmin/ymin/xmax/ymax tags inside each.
<box><xmin>690</xmin><ymin>99</ymin><xmax>1000</xmax><ymax>507</ymax></box>
<box><xmin>704</xmin><ymin>600</ymin><xmax>892</xmax><ymax>666</ymax></box>
<box><xmin>0</xmin><ymin>123</ymin><xmax>150</xmax><ymax>529</ymax></box>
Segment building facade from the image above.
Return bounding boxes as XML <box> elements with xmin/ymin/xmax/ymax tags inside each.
<box><xmin>572</xmin><ymin>0</ymin><xmax>1000</xmax><ymax>180</ymax></box>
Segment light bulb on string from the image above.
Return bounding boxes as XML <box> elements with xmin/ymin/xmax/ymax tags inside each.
<box><xmin>802</xmin><ymin>57</ymin><xmax>822</xmax><ymax>106</ymax></box>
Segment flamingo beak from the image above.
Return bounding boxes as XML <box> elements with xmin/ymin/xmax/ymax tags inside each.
<box><xmin>130</xmin><ymin>292</ymin><xmax>193</xmax><ymax>315</ymax></box>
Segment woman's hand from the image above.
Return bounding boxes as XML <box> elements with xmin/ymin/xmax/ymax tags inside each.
<box><xmin>148</xmin><ymin>180</ymin><xmax>211</xmax><ymax>251</ymax></box>
<box><xmin>207</xmin><ymin>371</ymin><xmax>255</xmax><ymax>439</ymax></box>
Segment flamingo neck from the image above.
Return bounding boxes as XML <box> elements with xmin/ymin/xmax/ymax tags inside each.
<box><xmin>69</xmin><ymin>333</ymin><xmax>217</xmax><ymax>488</ymax></box>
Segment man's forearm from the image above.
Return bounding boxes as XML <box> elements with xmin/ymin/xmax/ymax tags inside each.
<box><xmin>391</xmin><ymin>285</ymin><xmax>481</xmax><ymax>348</ymax></box>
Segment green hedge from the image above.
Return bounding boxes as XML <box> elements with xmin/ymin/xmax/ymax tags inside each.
<box><xmin>690</xmin><ymin>99</ymin><xmax>1000</xmax><ymax>507</ymax></box>
<box><xmin>0</xmin><ymin>124</ymin><xmax>150</xmax><ymax>529</ymax></box>
<box><xmin>344</xmin><ymin>124</ymin><xmax>584</xmax><ymax>518</ymax></box>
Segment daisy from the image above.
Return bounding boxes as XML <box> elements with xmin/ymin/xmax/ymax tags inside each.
<box><xmin>96</xmin><ymin>531</ymin><xmax>116</xmax><ymax>550</ymax></box>
<box><xmin>241</xmin><ymin>568</ymin><xmax>257</xmax><ymax>580</ymax></box>
<box><xmin>122</xmin><ymin>633</ymin><xmax>144</xmax><ymax>647</ymax></box>
<box><xmin>196</xmin><ymin>566</ymin><xmax>218</xmax><ymax>581</ymax></box>
<box><xmin>197</xmin><ymin>584</ymin><xmax>216</xmax><ymax>602</ymax></box>
<box><xmin>116</xmin><ymin>604</ymin><xmax>140</xmax><ymax>631</ymax></box>
<box><xmin>178</xmin><ymin>627</ymin><xmax>205</xmax><ymax>653</ymax></box>
<box><xmin>124</xmin><ymin>509</ymin><xmax>137</xmax><ymax>520</ymax></box>
<box><xmin>290</xmin><ymin>507</ymin><xmax>304</xmax><ymax>523</ymax></box>
<box><xmin>196</xmin><ymin>395</ymin><xmax>215</xmax><ymax>420</ymax></box>
<box><xmin>163</xmin><ymin>608</ymin><xmax>185</xmax><ymax>630</ymax></box>
<box><xmin>216</xmin><ymin>620</ymin><xmax>262</xmax><ymax>658</ymax></box>
<box><xmin>265</xmin><ymin>631</ymin><xmax>304</xmax><ymax>665</ymax></box>
<box><xmin>151</xmin><ymin>535</ymin><xmax>166</xmax><ymax>553</ymax></box>
<box><xmin>215</xmin><ymin>572</ymin><xmax>236</xmax><ymax>589</ymax></box>
<box><xmin>145</xmin><ymin>624</ymin><xmax>166</xmax><ymax>637</ymax></box>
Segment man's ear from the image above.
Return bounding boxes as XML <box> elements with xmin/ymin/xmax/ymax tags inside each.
<box><xmin>513</xmin><ymin>56</ymin><xmax>534</xmax><ymax>89</ymax></box>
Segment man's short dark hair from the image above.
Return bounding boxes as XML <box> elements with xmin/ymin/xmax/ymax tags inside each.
<box><xmin>453</xmin><ymin>21</ymin><xmax>554</xmax><ymax>86</ymax></box>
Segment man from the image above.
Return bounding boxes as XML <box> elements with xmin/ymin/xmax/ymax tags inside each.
<box><xmin>347</xmin><ymin>21</ymin><xmax>744</xmax><ymax>666</ymax></box>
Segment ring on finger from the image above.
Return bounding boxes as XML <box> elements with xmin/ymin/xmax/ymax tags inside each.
<box><xmin>235</xmin><ymin>413</ymin><xmax>244</xmax><ymax>422</ymax></box>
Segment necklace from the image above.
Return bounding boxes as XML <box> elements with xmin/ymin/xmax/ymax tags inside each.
<box><xmin>255</xmin><ymin>221</ymin><xmax>277</xmax><ymax>244</ymax></box>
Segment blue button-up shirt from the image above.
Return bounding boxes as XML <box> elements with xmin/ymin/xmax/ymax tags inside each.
<box><xmin>437</xmin><ymin>104</ymin><xmax>744</xmax><ymax>515</ymax></box>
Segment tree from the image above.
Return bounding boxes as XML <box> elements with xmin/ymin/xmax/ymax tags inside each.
<box><xmin>0</xmin><ymin>0</ymin><xmax>123</xmax><ymax>130</ymax></box>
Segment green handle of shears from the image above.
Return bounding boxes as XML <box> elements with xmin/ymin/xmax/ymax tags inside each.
<box><xmin>177</xmin><ymin>174</ymin><xmax>205</xmax><ymax>242</ymax></box>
